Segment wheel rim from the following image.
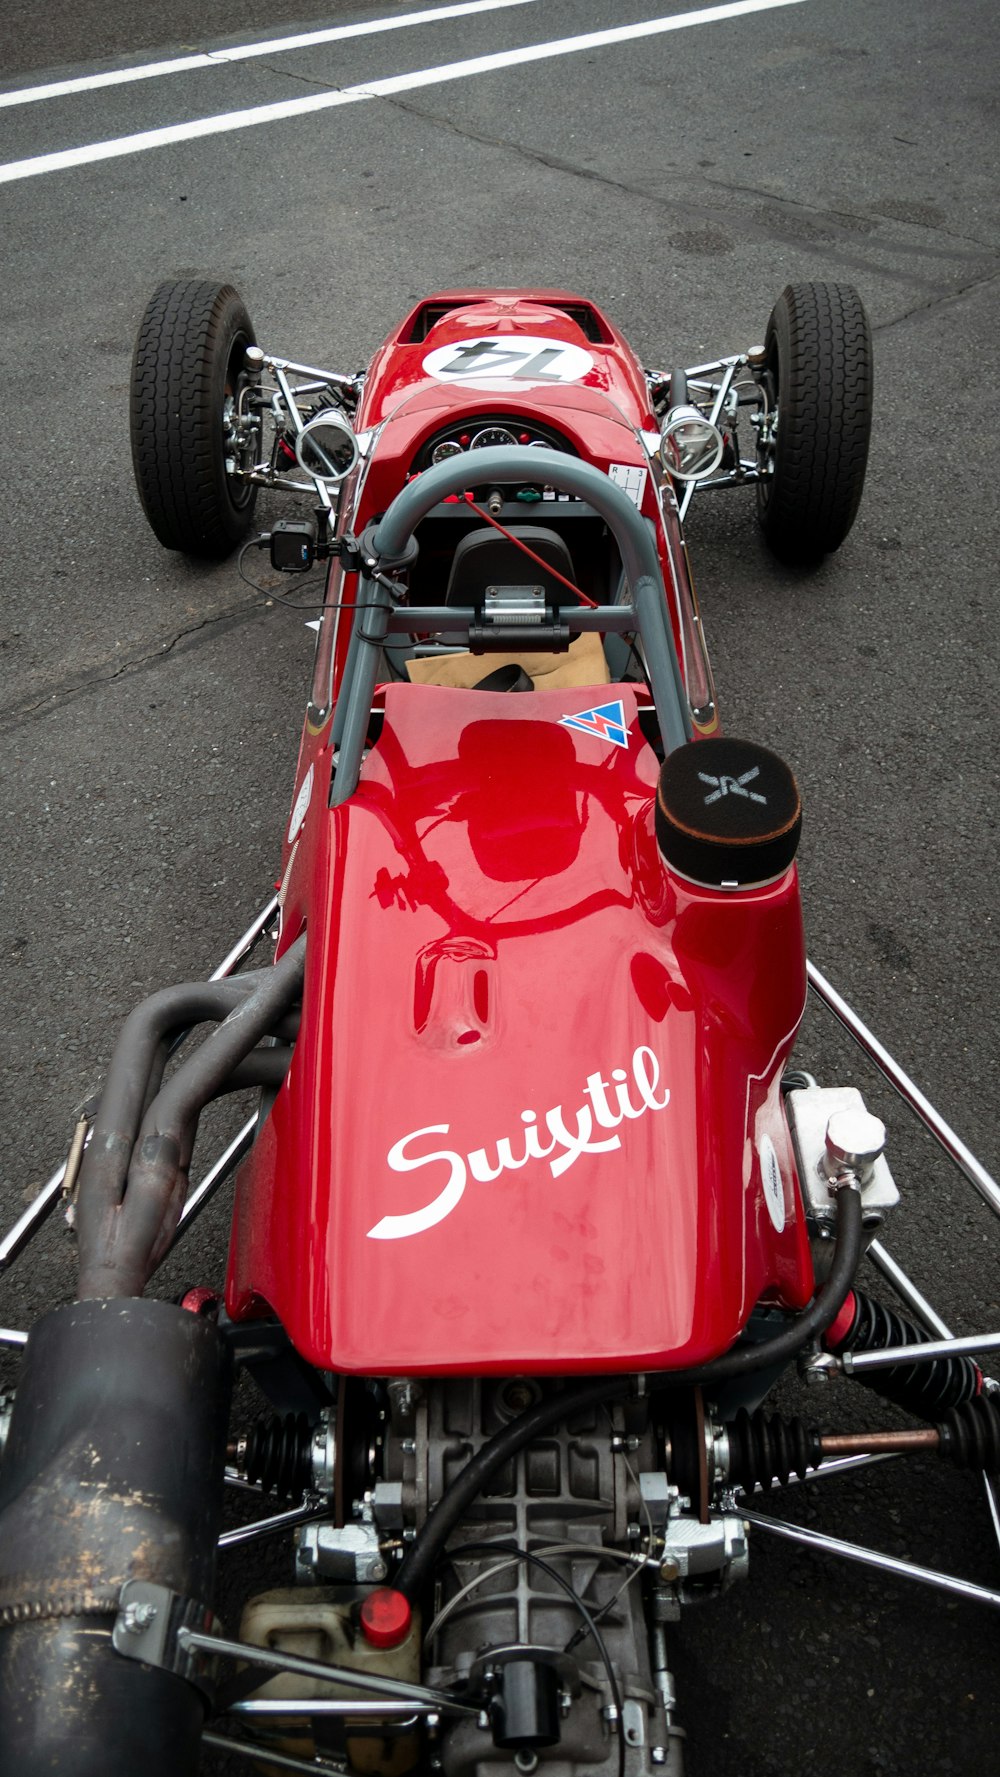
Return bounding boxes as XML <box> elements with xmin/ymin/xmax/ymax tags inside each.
<box><xmin>755</xmin><ymin>355</ymin><xmax>779</xmax><ymax>516</ymax></box>
<box><xmin>221</xmin><ymin>333</ymin><xmax>257</xmax><ymax>512</ymax></box>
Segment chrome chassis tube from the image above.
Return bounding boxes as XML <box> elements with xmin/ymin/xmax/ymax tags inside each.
<box><xmin>0</xmin><ymin>896</ymin><xmax>279</xmax><ymax>1279</ymax></box>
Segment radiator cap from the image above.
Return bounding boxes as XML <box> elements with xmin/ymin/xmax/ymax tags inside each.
<box><xmin>655</xmin><ymin>737</ymin><xmax>801</xmax><ymax>888</ymax></box>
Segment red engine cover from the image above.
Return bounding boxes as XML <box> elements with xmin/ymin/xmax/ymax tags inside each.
<box><xmin>226</xmin><ymin>684</ymin><xmax>813</xmax><ymax>1373</ymax></box>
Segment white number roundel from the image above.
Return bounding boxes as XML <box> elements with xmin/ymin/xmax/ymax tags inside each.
<box><xmin>422</xmin><ymin>335</ymin><xmax>594</xmax><ymax>387</ymax></box>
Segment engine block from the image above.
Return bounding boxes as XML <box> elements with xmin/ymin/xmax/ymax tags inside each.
<box><xmin>374</xmin><ymin>1379</ymin><xmax>685</xmax><ymax>1777</ymax></box>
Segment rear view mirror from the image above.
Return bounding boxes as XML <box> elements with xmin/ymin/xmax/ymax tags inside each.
<box><xmin>660</xmin><ymin>405</ymin><xmax>725</xmax><ymax>481</ymax></box>
<box><xmin>294</xmin><ymin>409</ymin><xmax>360</xmax><ymax>485</ymax></box>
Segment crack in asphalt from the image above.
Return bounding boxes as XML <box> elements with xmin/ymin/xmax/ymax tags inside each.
<box><xmin>871</xmin><ymin>264</ymin><xmax>1000</xmax><ymax>334</ymax></box>
<box><xmin>0</xmin><ymin>598</ymin><xmax>269</xmax><ymax>732</ymax></box>
<box><xmin>380</xmin><ymin>93</ymin><xmax>1000</xmax><ymax>326</ymax></box>
<box><xmin>366</xmin><ymin>91</ymin><xmax>1000</xmax><ymax>293</ymax></box>
<box><xmin>700</xmin><ymin>171</ymin><xmax>1000</xmax><ymax>258</ymax></box>
<box><xmin>257</xmin><ymin>57</ymin><xmax>1000</xmax><ymax>314</ymax></box>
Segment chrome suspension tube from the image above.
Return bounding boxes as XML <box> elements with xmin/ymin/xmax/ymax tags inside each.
<box><xmin>0</xmin><ymin>897</ymin><xmax>280</xmax><ymax>1275</ymax></box>
<box><xmin>842</xmin><ymin>1331</ymin><xmax>1000</xmax><ymax>1373</ymax></box>
<box><xmin>866</xmin><ymin>1238</ymin><xmax>953</xmax><ymax>1339</ymax></box>
<box><xmin>807</xmin><ymin>959</ymin><xmax>1000</xmax><ymax>1219</ymax></box>
<box><xmin>741</xmin><ymin>1506</ymin><xmax>1000</xmax><ymax>1610</ymax></box>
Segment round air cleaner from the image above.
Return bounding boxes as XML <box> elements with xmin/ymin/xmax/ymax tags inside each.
<box><xmin>359</xmin><ymin>1587</ymin><xmax>413</xmax><ymax>1650</ymax></box>
<box><xmin>655</xmin><ymin>737</ymin><xmax>801</xmax><ymax>888</ymax></box>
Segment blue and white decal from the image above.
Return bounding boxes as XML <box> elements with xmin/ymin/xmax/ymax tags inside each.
<box><xmin>559</xmin><ymin>700</ymin><xmax>629</xmax><ymax>748</ymax></box>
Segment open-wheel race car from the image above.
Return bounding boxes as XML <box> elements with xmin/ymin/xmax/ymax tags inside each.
<box><xmin>1</xmin><ymin>282</ymin><xmax>998</xmax><ymax>1777</ymax></box>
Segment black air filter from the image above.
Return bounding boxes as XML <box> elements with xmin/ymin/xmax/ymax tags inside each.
<box><xmin>655</xmin><ymin>737</ymin><xmax>801</xmax><ymax>888</ymax></box>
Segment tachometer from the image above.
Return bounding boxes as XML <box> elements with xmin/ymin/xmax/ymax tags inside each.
<box><xmin>469</xmin><ymin>425</ymin><xmax>518</xmax><ymax>450</ymax></box>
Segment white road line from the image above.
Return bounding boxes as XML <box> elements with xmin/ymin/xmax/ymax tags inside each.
<box><xmin>0</xmin><ymin>0</ymin><xmax>542</xmax><ymax>110</ymax></box>
<box><xmin>0</xmin><ymin>0</ymin><xmax>808</xmax><ymax>186</ymax></box>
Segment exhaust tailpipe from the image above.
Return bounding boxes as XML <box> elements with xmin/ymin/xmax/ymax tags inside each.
<box><xmin>0</xmin><ymin>1297</ymin><xmax>230</xmax><ymax>1776</ymax></box>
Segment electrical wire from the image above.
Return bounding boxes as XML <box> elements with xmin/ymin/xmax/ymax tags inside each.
<box><xmin>443</xmin><ymin>1540</ymin><xmax>627</xmax><ymax>1777</ymax></box>
<box><xmin>237</xmin><ymin>539</ymin><xmax>328</xmax><ymax>609</ymax></box>
<box><xmin>236</xmin><ymin>548</ymin><xmax>397</xmax><ymax>619</ymax></box>
<box><xmin>562</xmin><ymin>1419</ymin><xmax>657</xmax><ymax>1657</ymax></box>
<box><xmin>425</xmin><ymin>1541</ymin><xmax>648</xmax><ymax>1645</ymax></box>
<box><xmin>462</xmin><ymin>495</ymin><xmax>598</xmax><ymax>608</ymax></box>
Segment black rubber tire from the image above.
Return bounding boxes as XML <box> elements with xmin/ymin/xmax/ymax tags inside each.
<box><xmin>756</xmin><ymin>282</ymin><xmax>873</xmax><ymax>562</ymax></box>
<box><xmin>130</xmin><ymin>279</ymin><xmax>258</xmax><ymax>557</ymax></box>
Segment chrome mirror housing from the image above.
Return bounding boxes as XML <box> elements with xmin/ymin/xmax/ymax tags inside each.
<box><xmin>660</xmin><ymin>404</ymin><xmax>725</xmax><ymax>481</ymax></box>
<box><xmin>294</xmin><ymin>408</ymin><xmax>360</xmax><ymax>486</ymax></box>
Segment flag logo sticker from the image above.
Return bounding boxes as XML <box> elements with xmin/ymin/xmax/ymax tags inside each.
<box><xmin>559</xmin><ymin>700</ymin><xmax>629</xmax><ymax>748</ymax></box>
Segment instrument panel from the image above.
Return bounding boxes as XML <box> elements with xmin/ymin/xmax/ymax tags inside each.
<box><xmin>414</xmin><ymin>415</ymin><xmax>574</xmax><ymax>473</ymax></box>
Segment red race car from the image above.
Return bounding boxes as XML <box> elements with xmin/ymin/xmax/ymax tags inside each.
<box><xmin>1</xmin><ymin>284</ymin><xmax>997</xmax><ymax>1777</ymax></box>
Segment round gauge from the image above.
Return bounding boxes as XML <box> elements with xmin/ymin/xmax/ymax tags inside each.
<box><xmin>431</xmin><ymin>438</ymin><xmax>464</xmax><ymax>464</ymax></box>
<box><xmin>469</xmin><ymin>426</ymin><xmax>519</xmax><ymax>450</ymax></box>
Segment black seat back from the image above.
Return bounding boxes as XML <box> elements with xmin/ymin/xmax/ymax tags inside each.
<box><xmin>444</xmin><ymin>526</ymin><xmax>574</xmax><ymax>604</ymax></box>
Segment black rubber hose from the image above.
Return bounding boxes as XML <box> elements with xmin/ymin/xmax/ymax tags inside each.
<box><xmin>394</xmin><ymin>1189</ymin><xmax>864</xmax><ymax>1601</ymax></box>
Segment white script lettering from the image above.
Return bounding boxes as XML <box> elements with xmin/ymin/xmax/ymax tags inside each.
<box><xmin>366</xmin><ymin>1047</ymin><xmax>670</xmax><ymax>1241</ymax></box>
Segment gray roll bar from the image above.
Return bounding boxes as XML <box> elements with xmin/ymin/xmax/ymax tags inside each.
<box><xmin>331</xmin><ymin>447</ymin><xmax>693</xmax><ymax>804</ymax></box>
<box><xmin>371</xmin><ymin>446</ymin><xmax>662</xmax><ymax>587</ymax></box>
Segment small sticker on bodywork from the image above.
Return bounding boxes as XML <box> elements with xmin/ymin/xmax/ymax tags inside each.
<box><xmin>608</xmin><ymin>464</ymin><xmax>647</xmax><ymax>508</ymax></box>
<box><xmin>559</xmin><ymin>700</ymin><xmax>629</xmax><ymax>748</ymax></box>
<box><xmin>286</xmin><ymin>764</ymin><xmax>314</xmax><ymax>845</ymax></box>
<box><xmin>759</xmin><ymin>1133</ymin><xmax>786</xmax><ymax>1233</ymax></box>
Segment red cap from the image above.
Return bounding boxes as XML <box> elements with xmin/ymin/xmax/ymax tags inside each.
<box><xmin>179</xmin><ymin>1286</ymin><xmax>219</xmax><ymax>1318</ymax></box>
<box><xmin>359</xmin><ymin>1588</ymin><xmax>412</xmax><ymax>1650</ymax></box>
<box><xmin>823</xmin><ymin>1290</ymin><xmax>858</xmax><ymax>1352</ymax></box>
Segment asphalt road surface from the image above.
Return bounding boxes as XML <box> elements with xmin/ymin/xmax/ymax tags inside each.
<box><xmin>1</xmin><ymin>2</ymin><xmax>998</xmax><ymax>1773</ymax></box>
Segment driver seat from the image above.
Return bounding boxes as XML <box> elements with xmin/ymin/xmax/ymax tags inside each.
<box><xmin>397</xmin><ymin>521</ymin><xmax>609</xmax><ymax>689</ymax></box>
<box><xmin>444</xmin><ymin>526</ymin><xmax>575</xmax><ymax>604</ymax></box>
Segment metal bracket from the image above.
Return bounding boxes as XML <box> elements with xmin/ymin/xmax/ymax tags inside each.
<box><xmin>112</xmin><ymin>1579</ymin><xmax>224</xmax><ymax>1701</ymax></box>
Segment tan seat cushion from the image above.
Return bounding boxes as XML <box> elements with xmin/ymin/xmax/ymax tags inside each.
<box><xmin>403</xmin><ymin>629</ymin><xmax>609</xmax><ymax>690</ymax></box>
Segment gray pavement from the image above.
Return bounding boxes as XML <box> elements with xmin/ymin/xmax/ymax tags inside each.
<box><xmin>1</xmin><ymin>2</ymin><xmax>998</xmax><ymax>1772</ymax></box>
